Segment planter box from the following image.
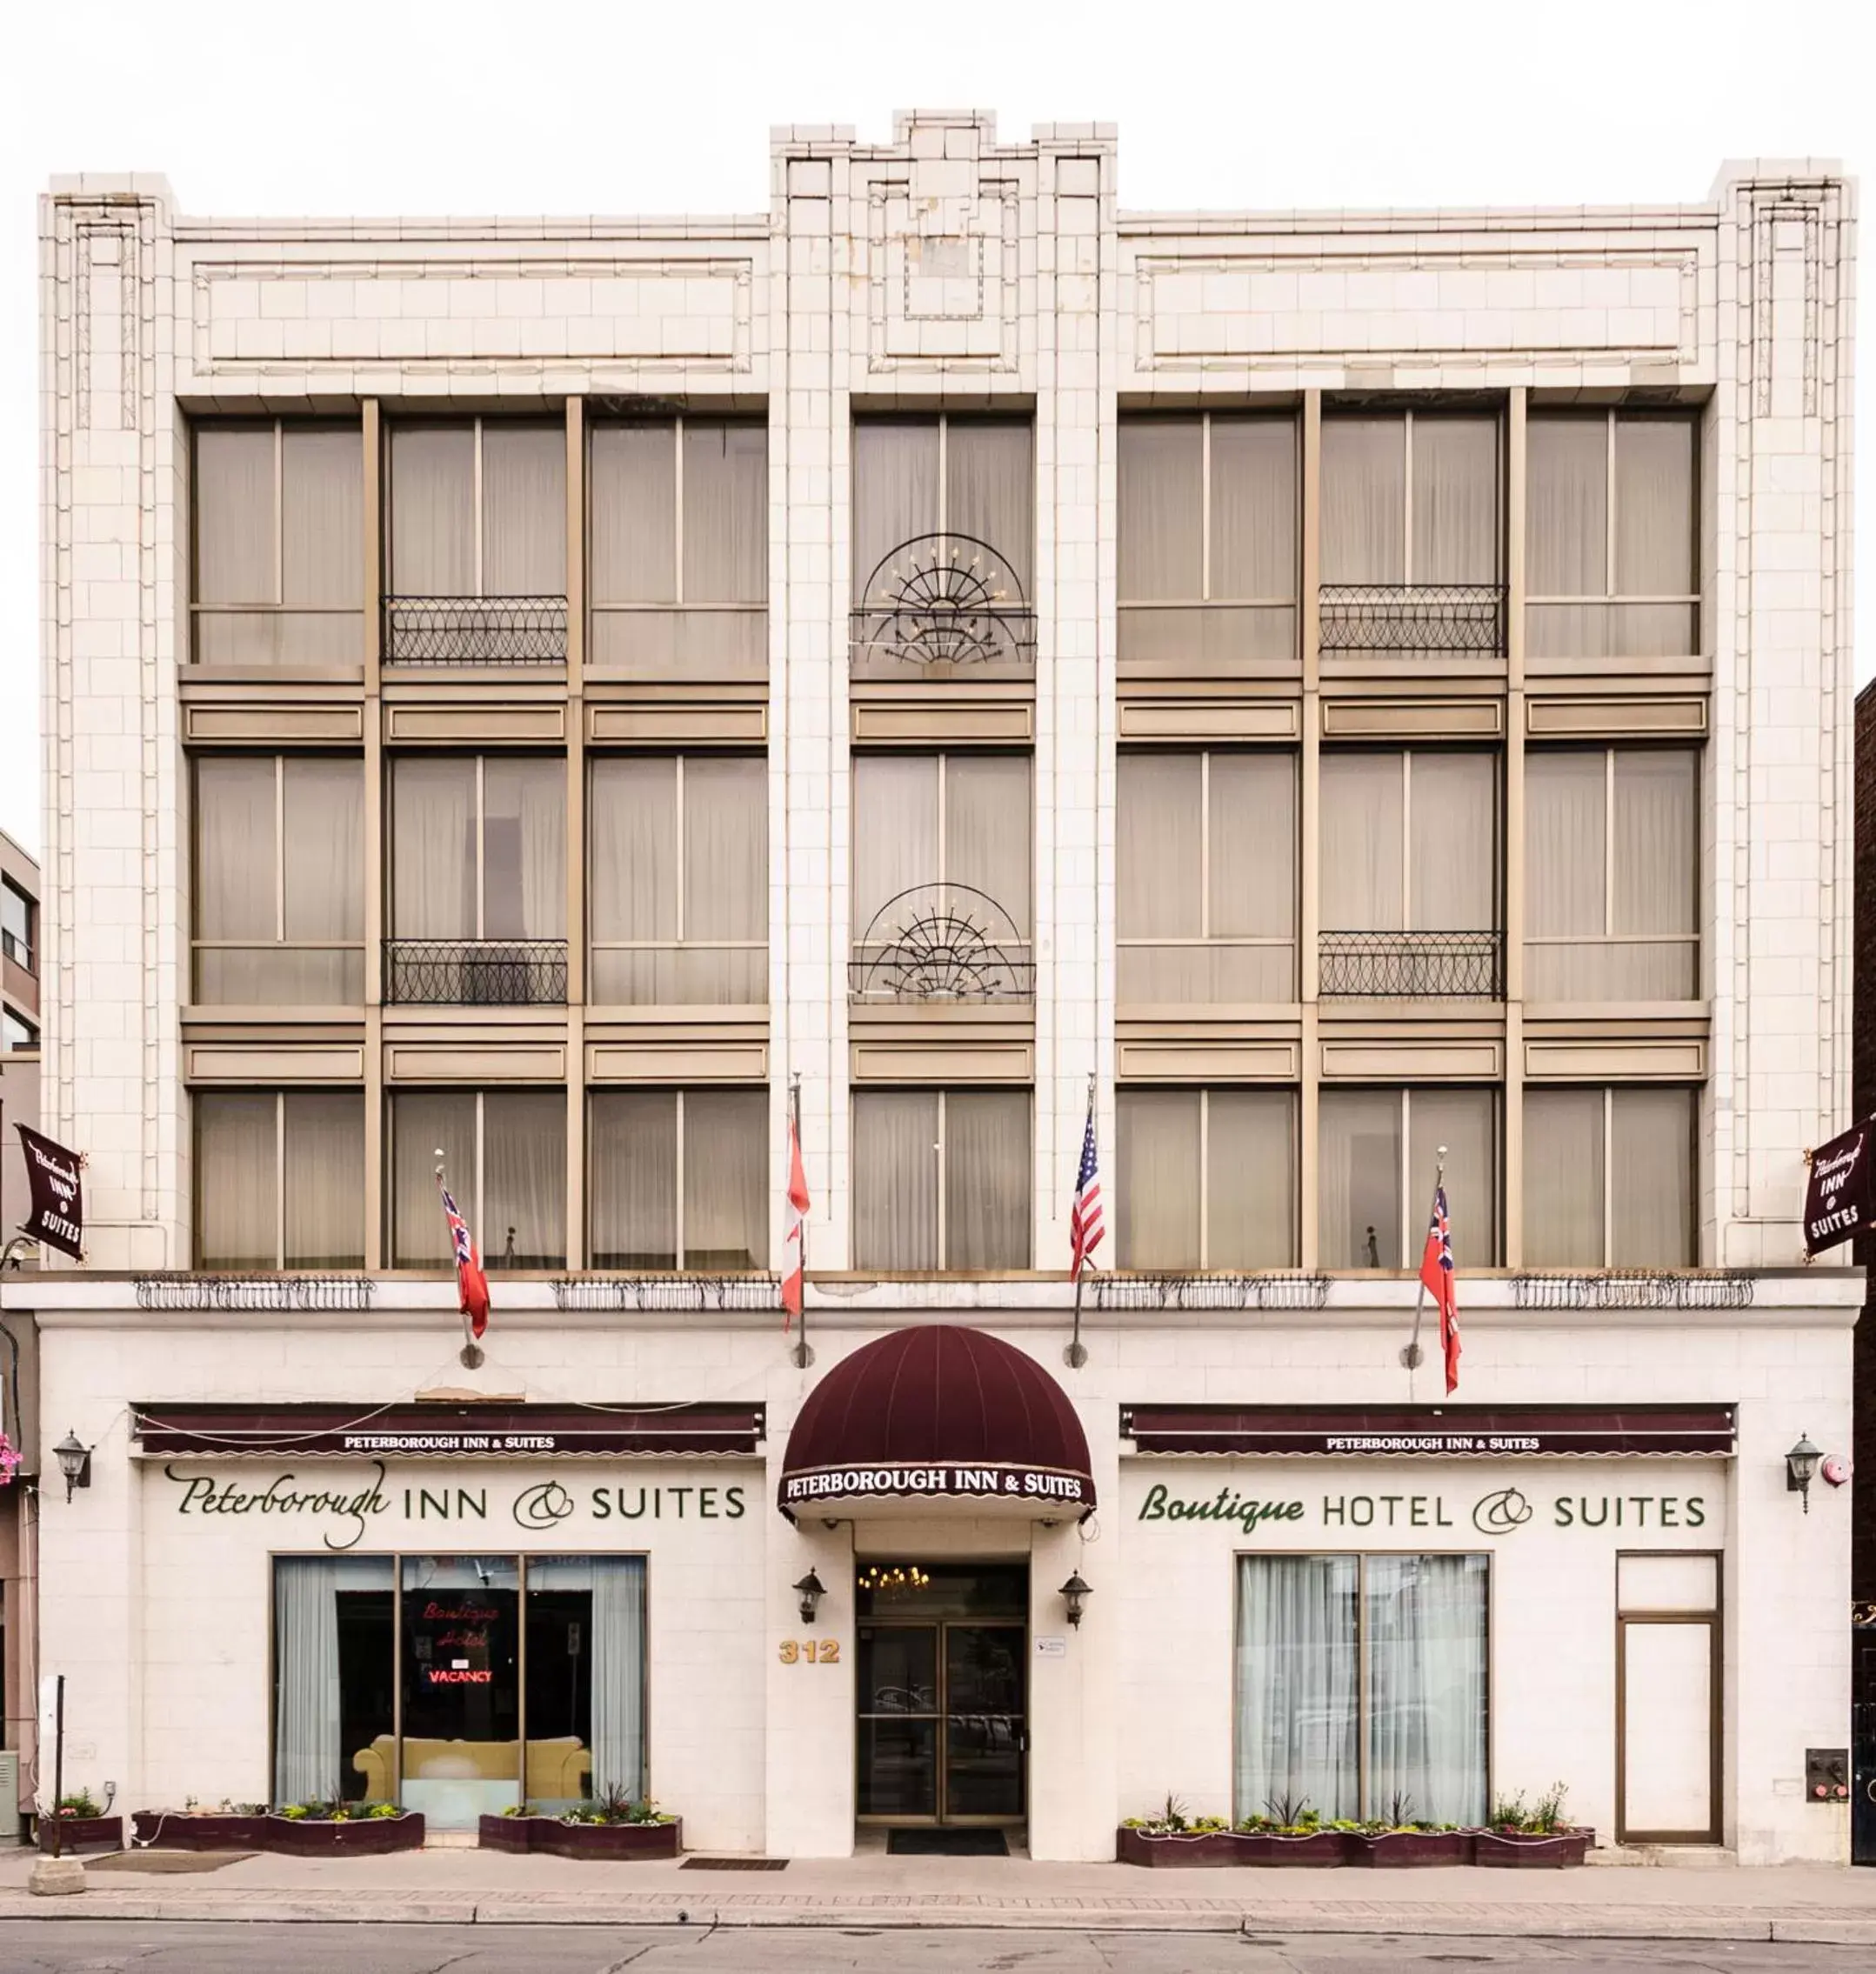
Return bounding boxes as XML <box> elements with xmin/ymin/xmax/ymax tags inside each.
<box><xmin>1230</xmin><ymin>1830</ymin><xmax>1347</xmax><ymax>1867</ymax></box>
<box><xmin>1116</xmin><ymin>1827</ymin><xmax>1244</xmax><ymax>1868</ymax></box>
<box><xmin>479</xmin><ymin>1813</ymin><xmax>681</xmax><ymax>1860</ymax></box>
<box><xmin>38</xmin><ymin>1815</ymin><xmax>122</xmax><ymax>1855</ymax></box>
<box><xmin>1473</xmin><ymin>1831</ymin><xmax>1588</xmax><ymax>1869</ymax></box>
<box><xmin>131</xmin><ymin>1811</ymin><xmax>264</xmax><ymax>1851</ymax></box>
<box><xmin>264</xmin><ymin>1811</ymin><xmax>424</xmax><ymax>1856</ymax></box>
<box><xmin>1346</xmin><ymin>1830</ymin><xmax>1473</xmax><ymax>1868</ymax></box>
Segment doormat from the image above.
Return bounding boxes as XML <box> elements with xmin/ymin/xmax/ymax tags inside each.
<box><xmin>681</xmin><ymin>1856</ymin><xmax>790</xmax><ymax>1871</ymax></box>
<box><xmin>87</xmin><ymin>1851</ymin><xmax>257</xmax><ymax>1874</ymax></box>
<box><xmin>886</xmin><ymin>1828</ymin><xmax>1009</xmax><ymax>1857</ymax></box>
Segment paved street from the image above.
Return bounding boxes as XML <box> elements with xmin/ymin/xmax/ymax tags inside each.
<box><xmin>2</xmin><ymin>1929</ymin><xmax>1875</xmax><ymax>1973</ymax></box>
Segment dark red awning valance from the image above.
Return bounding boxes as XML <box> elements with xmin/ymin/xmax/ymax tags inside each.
<box><xmin>778</xmin><ymin>1327</ymin><xmax>1095</xmax><ymax>1520</ymax></box>
<box><xmin>132</xmin><ymin>1401</ymin><xmax>764</xmax><ymax>1458</ymax></box>
<box><xmin>1122</xmin><ymin>1402</ymin><xmax>1735</xmax><ymax>1458</ymax></box>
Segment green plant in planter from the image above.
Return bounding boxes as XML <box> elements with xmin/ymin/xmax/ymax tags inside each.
<box><xmin>1489</xmin><ymin>1782</ymin><xmax>1570</xmax><ymax>1835</ymax></box>
<box><xmin>1124</xmin><ymin>1792</ymin><xmax>1194</xmax><ymax>1837</ymax></box>
<box><xmin>364</xmin><ymin>1802</ymin><xmax>402</xmax><ymax>1820</ymax></box>
<box><xmin>1261</xmin><ymin>1791</ymin><xmax>1318</xmax><ymax>1833</ymax></box>
<box><xmin>561</xmin><ymin>1785</ymin><xmax>676</xmax><ymax>1828</ymax></box>
<box><xmin>55</xmin><ymin>1791</ymin><xmax>102</xmax><ymax>1819</ymax></box>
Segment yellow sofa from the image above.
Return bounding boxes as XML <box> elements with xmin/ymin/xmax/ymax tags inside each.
<box><xmin>351</xmin><ymin>1735</ymin><xmax>591</xmax><ymax>1802</ymax></box>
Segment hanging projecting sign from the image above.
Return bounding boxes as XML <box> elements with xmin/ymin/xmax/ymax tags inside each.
<box><xmin>15</xmin><ymin>1124</ymin><xmax>83</xmax><ymax>1261</ymax></box>
<box><xmin>1803</xmin><ymin>1119</ymin><xmax>1874</xmax><ymax>1257</ymax></box>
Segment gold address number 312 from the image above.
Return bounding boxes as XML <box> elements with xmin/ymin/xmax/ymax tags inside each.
<box><xmin>778</xmin><ymin>1638</ymin><xmax>840</xmax><ymax>1663</ymax></box>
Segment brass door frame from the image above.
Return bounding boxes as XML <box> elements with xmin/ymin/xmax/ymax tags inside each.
<box><xmin>856</xmin><ymin>1616</ymin><xmax>1028</xmax><ymax>1827</ymax></box>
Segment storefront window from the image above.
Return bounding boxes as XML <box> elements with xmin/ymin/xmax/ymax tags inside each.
<box><xmin>1234</xmin><ymin>1553</ymin><xmax>1487</xmax><ymax>1826</ymax></box>
<box><xmin>271</xmin><ymin>1553</ymin><xmax>645</xmax><ymax>1825</ymax></box>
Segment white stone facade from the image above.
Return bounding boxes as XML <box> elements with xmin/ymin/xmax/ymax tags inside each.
<box><xmin>20</xmin><ymin>115</ymin><xmax>1859</xmax><ymax>1864</ymax></box>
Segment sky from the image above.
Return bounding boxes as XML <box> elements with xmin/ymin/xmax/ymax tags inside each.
<box><xmin>0</xmin><ymin>0</ymin><xmax>1866</xmax><ymax>857</ymax></box>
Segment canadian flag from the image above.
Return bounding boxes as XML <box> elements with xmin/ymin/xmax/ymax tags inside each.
<box><xmin>781</xmin><ymin>1102</ymin><xmax>809</xmax><ymax>1330</ymax></box>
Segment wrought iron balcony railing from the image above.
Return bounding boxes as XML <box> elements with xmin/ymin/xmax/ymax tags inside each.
<box><xmin>384</xmin><ymin>938</ymin><xmax>569</xmax><ymax>1006</ymax></box>
<box><xmin>851</xmin><ymin>533</ymin><xmax>1037</xmax><ymax>677</ymax></box>
<box><xmin>383</xmin><ymin>595</ymin><xmax>568</xmax><ymax>665</ymax></box>
<box><xmin>1319</xmin><ymin>584</ymin><xmax>1506</xmax><ymax>655</ymax></box>
<box><xmin>850</xmin><ymin>884</ymin><xmax>1034</xmax><ymax>1003</ymax></box>
<box><xmin>1319</xmin><ymin>930</ymin><xmax>1503</xmax><ymax>998</ymax></box>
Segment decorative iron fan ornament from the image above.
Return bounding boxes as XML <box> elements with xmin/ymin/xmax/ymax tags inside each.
<box><xmin>851</xmin><ymin>884</ymin><xmax>1034</xmax><ymax>1003</ymax></box>
<box><xmin>856</xmin><ymin>533</ymin><xmax>1036</xmax><ymax>670</ymax></box>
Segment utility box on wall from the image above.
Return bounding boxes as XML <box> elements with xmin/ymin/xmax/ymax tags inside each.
<box><xmin>0</xmin><ymin>1751</ymin><xmax>19</xmax><ymax>1840</ymax></box>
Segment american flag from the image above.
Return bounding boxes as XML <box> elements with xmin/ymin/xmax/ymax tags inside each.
<box><xmin>439</xmin><ymin>1177</ymin><xmax>491</xmax><ymax>1340</ymax></box>
<box><xmin>1418</xmin><ymin>1182</ymin><xmax>1459</xmax><ymax>1394</ymax></box>
<box><xmin>1070</xmin><ymin>1091</ymin><xmax>1104</xmax><ymax>1280</ymax></box>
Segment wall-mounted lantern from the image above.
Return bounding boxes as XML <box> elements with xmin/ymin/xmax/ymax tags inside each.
<box><xmin>1058</xmin><ymin>1571</ymin><xmax>1092</xmax><ymax>1630</ymax></box>
<box><xmin>1786</xmin><ymin>1432</ymin><xmax>1823</xmax><ymax>1512</ymax></box>
<box><xmin>53</xmin><ymin>1430</ymin><xmax>92</xmax><ymax>1504</ymax></box>
<box><xmin>792</xmin><ymin>1569</ymin><xmax>827</xmax><ymax>1625</ymax></box>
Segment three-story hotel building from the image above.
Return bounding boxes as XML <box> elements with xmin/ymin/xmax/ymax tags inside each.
<box><xmin>17</xmin><ymin>115</ymin><xmax>1856</xmax><ymax>1860</ymax></box>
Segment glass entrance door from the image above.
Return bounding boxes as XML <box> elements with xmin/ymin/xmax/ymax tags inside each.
<box><xmin>857</xmin><ymin>1614</ymin><xmax>1027</xmax><ymax>1824</ymax></box>
<box><xmin>399</xmin><ymin>1555</ymin><xmax>521</xmax><ymax>1830</ymax></box>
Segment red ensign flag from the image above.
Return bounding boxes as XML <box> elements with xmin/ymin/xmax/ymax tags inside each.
<box><xmin>439</xmin><ymin>1178</ymin><xmax>491</xmax><ymax>1341</ymax></box>
<box><xmin>1419</xmin><ymin>1183</ymin><xmax>1459</xmax><ymax>1395</ymax></box>
<box><xmin>781</xmin><ymin>1108</ymin><xmax>809</xmax><ymax>1330</ymax></box>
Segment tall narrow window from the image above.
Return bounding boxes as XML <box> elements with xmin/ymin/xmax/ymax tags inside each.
<box><xmin>1117</xmin><ymin>750</ymin><xmax>1296</xmax><ymax>1002</ymax></box>
<box><xmin>851</xmin><ymin>417</ymin><xmax>1034</xmax><ymax>679</ymax></box>
<box><xmin>851</xmin><ymin>754</ymin><xmax>1031</xmax><ymax>1000</ymax></box>
<box><xmin>1235</xmin><ymin>1553</ymin><xmax>1488</xmax><ymax>1826</ymax></box>
<box><xmin>588</xmin><ymin>418</ymin><xmax>766</xmax><ymax>677</ymax></box>
<box><xmin>193</xmin><ymin>756</ymin><xmax>364</xmax><ymax>1004</ymax></box>
<box><xmin>385</xmin><ymin>420</ymin><xmax>567</xmax><ymax>663</ymax></box>
<box><xmin>1319</xmin><ymin>750</ymin><xmax>1499</xmax><ymax>997</ymax></box>
<box><xmin>1526</xmin><ymin>412</ymin><xmax>1699</xmax><ymax>659</ymax></box>
<box><xmin>1318</xmin><ymin>1086</ymin><xmax>1499</xmax><ymax>1268</ymax></box>
<box><xmin>1115</xmin><ymin>1088</ymin><xmax>1297</xmax><ymax>1268</ymax></box>
<box><xmin>1118</xmin><ymin>414</ymin><xmax>1298</xmax><ymax>671</ymax></box>
<box><xmin>273</xmin><ymin>1555</ymin><xmax>395</xmax><ymax>1804</ymax></box>
<box><xmin>588</xmin><ymin>1087</ymin><xmax>767</xmax><ymax>1269</ymax></box>
<box><xmin>1</xmin><ymin>878</ymin><xmax>30</xmax><ymax>970</ymax></box>
<box><xmin>1526</xmin><ymin>746</ymin><xmax>1698</xmax><ymax>1000</ymax></box>
<box><xmin>389</xmin><ymin>1089</ymin><xmax>566</xmax><ymax>1269</ymax></box>
<box><xmin>1523</xmin><ymin>1085</ymin><xmax>1697</xmax><ymax>1267</ymax></box>
<box><xmin>195</xmin><ymin>1090</ymin><xmax>365</xmax><ymax>1268</ymax></box>
<box><xmin>388</xmin><ymin>756</ymin><xmax>567</xmax><ymax>1004</ymax></box>
<box><xmin>588</xmin><ymin>755</ymin><xmax>766</xmax><ymax>1005</ymax></box>
<box><xmin>852</xmin><ymin>1089</ymin><xmax>1031</xmax><ymax>1270</ymax></box>
<box><xmin>193</xmin><ymin>420</ymin><xmax>363</xmax><ymax>664</ymax></box>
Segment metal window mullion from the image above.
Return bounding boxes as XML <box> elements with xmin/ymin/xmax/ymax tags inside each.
<box><xmin>1604</xmin><ymin>750</ymin><xmax>1617</xmax><ymax>937</ymax></box>
<box><xmin>674</xmin><ymin>756</ymin><xmax>686</xmax><ymax>942</ymax></box>
<box><xmin>473</xmin><ymin>417</ymin><xmax>485</xmax><ymax>598</ymax></box>
<box><xmin>937</xmin><ymin>415</ymin><xmax>948</xmax><ymax>534</ymax></box>
<box><xmin>475</xmin><ymin>1090</ymin><xmax>487</xmax><ymax>1243</ymax></box>
<box><xmin>673</xmin><ymin>418</ymin><xmax>684</xmax><ymax>605</ymax></box>
<box><xmin>937</xmin><ymin>752</ymin><xmax>949</xmax><ymax>884</ymax></box>
<box><xmin>275</xmin><ymin>1090</ymin><xmax>287</xmax><ymax>1269</ymax></box>
<box><xmin>936</xmin><ymin>1090</ymin><xmax>948</xmax><ymax>1269</ymax></box>
<box><xmin>476</xmin><ymin>756</ymin><xmax>487</xmax><ymax>938</ymax></box>
<box><xmin>1605</xmin><ymin>410</ymin><xmax>1618</xmax><ymax>600</ymax></box>
<box><xmin>275</xmin><ymin>757</ymin><xmax>288</xmax><ymax>943</ymax></box>
<box><xmin>1356</xmin><ymin>1553</ymin><xmax>1370</xmax><ymax>1820</ymax></box>
<box><xmin>273</xmin><ymin>418</ymin><xmax>285</xmax><ymax>607</ymax></box>
<box><xmin>1198</xmin><ymin>1090</ymin><xmax>1211</xmax><ymax>1268</ymax></box>
<box><xmin>1399</xmin><ymin>1088</ymin><xmax>1412</xmax><ymax>1262</ymax></box>
<box><xmin>1199</xmin><ymin>752</ymin><xmax>1212</xmax><ymax>939</ymax></box>
<box><xmin>1402</xmin><ymin>411</ymin><xmax>1414</xmax><ymax>586</ymax></box>
<box><xmin>1200</xmin><ymin>413</ymin><xmax>1212</xmax><ymax>601</ymax></box>
<box><xmin>1603</xmin><ymin>1086</ymin><xmax>1615</xmax><ymax>1268</ymax></box>
<box><xmin>674</xmin><ymin>1091</ymin><xmax>686</xmax><ymax>1268</ymax></box>
<box><xmin>1400</xmin><ymin>750</ymin><xmax>1413</xmax><ymax>930</ymax></box>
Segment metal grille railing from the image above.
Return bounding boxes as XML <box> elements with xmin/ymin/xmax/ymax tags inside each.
<box><xmin>1319</xmin><ymin>584</ymin><xmax>1506</xmax><ymax>654</ymax></box>
<box><xmin>383</xmin><ymin>939</ymin><xmax>568</xmax><ymax>1005</ymax></box>
<box><xmin>1512</xmin><ymin>1272</ymin><xmax>1754</xmax><ymax>1311</ymax></box>
<box><xmin>383</xmin><ymin>595</ymin><xmax>568</xmax><ymax>664</ymax></box>
<box><xmin>552</xmin><ymin>1277</ymin><xmax>782</xmax><ymax>1313</ymax></box>
<box><xmin>850</xmin><ymin>533</ymin><xmax>1037</xmax><ymax>675</ymax></box>
<box><xmin>849</xmin><ymin>884</ymin><xmax>1034</xmax><ymax>1003</ymax></box>
<box><xmin>1090</xmin><ymin>1273</ymin><xmax>1332</xmax><ymax>1313</ymax></box>
<box><xmin>1319</xmin><ymin>930</ymin><xmax>1503</xmax><ymax>997</ymax></box>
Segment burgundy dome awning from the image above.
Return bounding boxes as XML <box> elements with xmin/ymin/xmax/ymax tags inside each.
<box><xmin>778</xmin><ymin>1326</ymin><xmax>1096</xmax><ymax>1522</ymax></box>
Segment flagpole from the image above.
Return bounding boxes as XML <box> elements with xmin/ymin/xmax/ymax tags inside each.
<box><xmin>1400</xmin><ymin>1144</ymin><xmax>1445</xmax><ymax>1387</ymax></box>
<box><xmin>789</xmin><ymin>1073</ymin><xmax>812</xmax><ymax>1370</ymax></box>
<box><xmin>437</xmin><ymin>1150</ymin><xmax>484</xmax><ymax>1370</ymax></box>
<box><xmin>1065</xmin><ymin>1070</ymin><xmax>1095</xmax><ymax>1371</ymax></box>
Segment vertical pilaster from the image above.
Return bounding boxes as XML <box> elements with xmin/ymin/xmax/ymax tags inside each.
<box><xmin>1503</xmin><ymin>387</ymin><xmax>1526</xmax><ymax>1264</ymax></box>
<box><xmin>361</xmin><ymin>400</ymin><xmax>384</xmax><ymax>1270</ymax></box>
<box><xmin>1299</xmin><ymin>390</ymin><xmax>1322</xmax><ymax>1269</ymax></box>
<box><xmin>564</xmin><ymin>397</ymin><xmax>585</xmax><ymax>1264</ymax></box>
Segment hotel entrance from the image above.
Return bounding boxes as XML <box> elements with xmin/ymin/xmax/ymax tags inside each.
<box><xmin>855</xmin><ymin>1561</ymin><xmax>1028</xmax><ymax>1826</ymax></box>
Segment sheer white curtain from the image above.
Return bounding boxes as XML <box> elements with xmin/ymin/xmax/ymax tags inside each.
<box><xmin>588</xmin><ymin>423</ymin><xmax>676</xmax><ymax>670</ymax></box>
<box><xmin>1117</xmin><ymin>753</ymin><xmax>1202</xmax><ymax>1001</ymax></box>
<box><xmin>1211</xmin><ymin>415</ymin><xmax>1298</xmax><ymax>663</ymax></box>
<box><xmin>852</xmin><ymin>756</ymin><xmax>939</xmax><ymax>948</ymax></box>
<box><xmin>197</xmin><ymin>425</ymin><xmax>275</xmax><ymax>604</ymax></box>
<box><xmin>1364</xmin><ymin>1555</ymin><xmax>1488</xmax><ymax>1826</ymax></box>
<box><xmin>1407</xmin><ymin>1089</ymin><xmax>1498</xmax><ymax>1264</ymax></box>
<box><xmin>1613</xmin><ymin>416</ymin><xmax>1697</xmax><ymax>655</ymax></box>
<box><xmin>391</xmin><ymin>1090</ymin><xmax>475</xmax><ymax>1267</ymax></box>
<box><xmin>1612</xmin><ymin>750</ymin><xmax>1698</xmax><ymax>997</ymax></box>
<box><xmin>947</xmin><ymin>420</ymin><xmax>1033</xmax><ymax>595</ymax></box>
<box><xmin>591</xmin><ymin>1557</ymin><xmax>647</xmax><ymax>1799</ymax></box>
<box><xmin>1116</xmin><ymin>1090</ymin><xmax>1200</xmax><ymax>1268</ymax></box>
<box><xmin>1209</xmin><ymin>753</ymin><xmax>1298</xmax><ymax>1000</ymax></box>
<box><xmin>1117</xmin><ymin>419</ymin><xmax>1202</xmax><ymax>671</ymax></box>
<box><xmin>1319</xmin><ymin>1089</ymin><xmax>1400</xmax><ymax>1267</ymax></box>
<box><xmin>682</xmin><ymin>422</ymin><xmax>767</xmax><ymax>673</ymax></box>
<box><xmin>589</xmin><ymin>1091</ymin><xmax>678</xmax><ymax>1266</ymax></box>
<box><xmin>390</xmin><ymin>424</ymin><xmax>475</xmax><ymax>596</ymax></box>
<box><xmin>945</xmin><ymin>754</ymin><xmax>1031</xmax><ymax>933</ymax></box>
<box><xmin>1234</xmin><ymin>1557</ymin><xmax>1359</xmax><ymax>1823</ymax></box>
<box><xmin>482</xmin><ymin>757</ymin><xmax>566</xmax><ymax>941</ymax></box>
<box><xmin>1207</xmin><ymin>1090</ymin><xmax>1298</xmax><ymax>1268</ymax></box>
<box><xmin>1407</xmin><ymin>753</ymin><xmax>1497</xmax><ymax>931</ymax></box>
<box><xmin>1321</xmin><ymin>417</ymin><xmax>1405</xmax><ymax>584</ymax></box>
<box><xmin>481</xmin><ymin>423</ymin><xmax>565</xmax><ymax>595</ymax></box>
<box><xmin>1612</xmin><ymin>1087</ymin><xmax>1695</xmax><ymax>1266</ymax></box>
<box><xmin>483</xmin><ymin>1090</ymin><xmax>566</xmax><ymax>1268</ymax></box>
<box><xmin>684</xmin><ymin>1089</ymin><xmax>766</xmax><ymax>1268</ymax></box>
<box><xmin>391</xmin><ymin>757</ymin><xmax>477</xmax><ymax>938</ymax></box>
<box><xmin>1524</xmin><ymin>750</ymin><xmax>1606</xmax><ymax>999</ymax></box>
<box><xmin>1526</xmin><ymin>416</ymin><xmax>1609</xmax><ymax>658</ymax></box>
<box><xmin>194</xmin><ymin>756</ymin><xmax>277</xmax><ymax>1002</ymax></box>
<box><xmin>852</xmin><ymin>1090</ymin><xmax>938</xmax><ymax>1270</ymax></box>
<box><xmin>280</xmin><ymin>425</ymin><xmax>364</xmax><ymax>664</ymax></box>
<box><xmin>683</xmin><ymin>756</ymin><xmax>767</xmax><ymax>1003</ymax></box>
<box><xmin>945</xmin><ymin>1090</ymin><xmax>1031</xmax><ymax>1269</ymax></box>
<box><xmin>1522</xmin><ymin>1087</ymin><xmax>1606</xmax><ymax>1266</ymax></box>
<box><xmin>852</xmin><ymin>422</ymin><xmax>939</xmax><ymax>597</ymax></box>
<box><xmin>589</xmin><ymin>756</ymin><xmax>678</xmax><ymax>1002</ymax></box>
<box><xmin>1411</xmin><ymin>417</ymin><xmax>1499</xmax><ymax>584</ymax></box>
<box><xmin>274</xmin><ymin>1558</ymin><xmax>344</xmax><ymax>1804</ymax></box>
<box><xmin>282</xmin><ymin>757</ymin><xmax>364</xmax><ymax>1002</ymax></box>
<box><xmin>196</xmin><ymin>1091</ymin><xmax>278</xmax><ymax>1267</ymax></box>
<box><xmin>284</xmin><ymin>1092</ymin><xmax>365</xmax><ymax>1267</ymax></box>
<box><xmin>1320</xmin><ymin>752</ymin><xmax>1403</xmax><ymax>929</ymax></box>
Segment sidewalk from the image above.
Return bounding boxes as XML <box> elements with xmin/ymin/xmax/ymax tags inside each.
<box><xmin>3</xmin><ymin>1845</ymin><xmax>1875</xmax><ymax>1943</ymax></box>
